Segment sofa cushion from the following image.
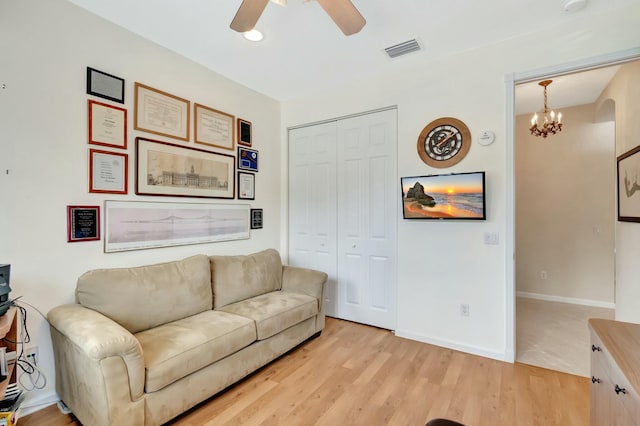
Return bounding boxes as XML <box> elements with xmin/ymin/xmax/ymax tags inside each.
<box><xmin>210</xmin><ymin>249</ymin><xmax>283</xmax><ymax>309</ymax></box>
<box><xmin>135</xmin><ymin>310</ymin><xmax>256</xmax><ymax>393</ymax></box>
<box><xmin>76</xmin><ymin>255</ymin><xmax>212</xmax><ymax>334</ymax></box>
<box><xmin>218</xmin><ymin>291</ymin><xmax>318</xmax><ymax>340</ymax></box>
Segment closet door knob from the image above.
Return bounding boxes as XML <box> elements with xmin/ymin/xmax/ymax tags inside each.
<box><xmin>615</xmin><ymin>384</ymin><xmax>627</xmax><ymax>395</ymax></box>
<box><xmin>591</xmin><ymin>344</ymin><xmax>601</xmax><ymax>352</ymax></box>
<box><xmin>591</xmin><ymin>376</ymin><xmax>601</xmax><ymax>384</ymax></box>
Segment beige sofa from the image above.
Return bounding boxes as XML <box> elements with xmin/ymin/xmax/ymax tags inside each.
<box><xmin>47</xmin><ymin>249</ymin><xmax>327</xmax><ymax>426</ymax></box>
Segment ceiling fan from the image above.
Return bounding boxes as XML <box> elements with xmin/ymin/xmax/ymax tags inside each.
<box><xmin>230</xmin><ymin>0</ymin><xmax>366</xmax><ymax>36</ymax></box>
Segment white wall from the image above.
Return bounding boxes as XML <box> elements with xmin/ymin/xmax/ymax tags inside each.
<box><xmin>282</xmin><ymin>5</ymin><xmax>640</xmax><ymax>360</ymax></box>
<box><xmin>0</xmin><ymin>0</ymin><xmax>281</xmax><ymax>411</ymax></box>
<box><xmin>596</xmin><ymin>62</ymin><xmax>640</xmax><ymax>322</ymax></box>
<box><xmin>515</xmin><ymin>103</ymin><xmax>615</xmax><ymax>305</ymax></box>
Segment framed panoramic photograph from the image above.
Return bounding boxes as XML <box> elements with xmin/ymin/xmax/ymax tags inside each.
<box><xmin>237</xmin><ymin>118</ymin><xmax>252</xmax><ymax>147</ymax></box>
<box><xmin>88</xmin><ymin>100</ymin><xmax>127</xmax><ymax>149</ymax></box>
<box><xmin>194</xmin><ymin>103</ymin><xmax>235</xmax><ymax>150</ymax></box>
<box><xmin>136</xmin><ymin>137</ymin><xmax>235</xmax><ymax>199</ymax></box>
<box><xmin>134</xmin><ymin>82</ymin><xmax>190</xmax><ymax>141</ymax></box>
<box><xmin>86</xmin><ymin>67</ymin><xmax>125</xmax><ymax>104</ymax></box>
<box><xmin>238</xmin><ymin>147</ymin><xmax>259</xmax><ymax>172</ymax></box>
<box><xmin>250</xmin><ymin>208</ymin><xmax>263</xmax><ymax>229</ymax></box>
<box><xmin>104</xmin><ymin>200</ymin><xmax>250</xmax><ymax>252</ymax></box>
<box><xmin>237</xmin><ymin>171</ymin><xmax>255</xmax><ymax>200</ymax></box>
<box><xmin>67</xmin><ymin>205</ymin><xmax>100</xmax><ymax>242</ymax></box>
<box><xmin>89</xmin><ymin>149</ymin><xmax>128</xmax><ymax>194</ymax></box>
<box><xmin>617</xmin><ymin>145</ymin><xmax>640</xmax><ymax>222</ymax></box>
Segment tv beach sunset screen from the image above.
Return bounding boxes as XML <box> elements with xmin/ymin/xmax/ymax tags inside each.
<box><xmin>401</xmin><ymin>172</ymin><xmax>486</xmax><ymax>219</ymax></box>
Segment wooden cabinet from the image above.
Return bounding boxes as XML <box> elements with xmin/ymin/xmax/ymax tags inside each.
<box><xmin>589</xmin><ymin>319</ymin><xmax>640</xmax><ymax>426</ymax></box>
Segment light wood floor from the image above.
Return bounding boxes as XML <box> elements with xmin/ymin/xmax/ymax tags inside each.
<box><xmin>516</xmin><ymin>297</ymin><xmax>614</xmax><ymax>377</ymax></box>
<box><xmin>20</xmin><ymin>318</ymin><xmax>590</xmax><ymax>426</ymax></box>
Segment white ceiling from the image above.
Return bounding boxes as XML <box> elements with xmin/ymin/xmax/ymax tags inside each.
<box><xmin>69</xmin><ymin>0</ymin><xmax>631</xmax><ymax>105</ymax></box>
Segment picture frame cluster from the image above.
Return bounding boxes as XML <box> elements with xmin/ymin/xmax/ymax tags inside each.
<box><xmin>71</xmin><ymin>66</ymin><xmax>263</xmax><ymax>248</ymax></box>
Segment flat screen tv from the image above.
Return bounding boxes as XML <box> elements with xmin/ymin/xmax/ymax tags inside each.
<box><xmin>401</xmin><ymin>171</ymin><xmax>486</xmax><ymax>220</ymax></box>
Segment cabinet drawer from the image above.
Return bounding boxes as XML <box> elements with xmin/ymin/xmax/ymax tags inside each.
<box><xmin>610</xmin><ymin>360</ymin><xmax>640</xmax><ymax>424</ymax></box>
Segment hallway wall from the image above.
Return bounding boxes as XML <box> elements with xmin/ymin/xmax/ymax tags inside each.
<box><xmin>515</xmin><ymin>103</ymin><xmax>615</xmax><ymax>305</ymax></box>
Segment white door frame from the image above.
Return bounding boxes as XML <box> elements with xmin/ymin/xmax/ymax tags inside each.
<box><xmin>504</xmin><ymin>47</ymin><xmax>640</xmax><ymax>362</ymax></box>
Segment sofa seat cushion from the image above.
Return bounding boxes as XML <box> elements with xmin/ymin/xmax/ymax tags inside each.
<box><xmin>135</xmin><ymin>310</ymin><xmax>256</xmax><ymax>393</ymax></box>
<box><xmin>218</xmin><ymin>291</ymin><xmax>318</xmax><ymax>340</ymax></box>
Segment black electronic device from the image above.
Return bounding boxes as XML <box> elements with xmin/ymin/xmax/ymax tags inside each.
<box><xmin>0</xmin><ymin>265</ymin><xmax>11</xmax><ymax>316</ymax></box>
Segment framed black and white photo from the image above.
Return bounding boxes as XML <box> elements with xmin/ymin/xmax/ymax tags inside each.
<box><xmin>86</xmin><ymin>67</ymin><xmax>125</xmax><ymax>104</ymax></box>
<box><xmin>237</xmin><ymin>171</ymin><xmax>255</xmax><ymax>200</ymax></box>
<box><xmin>136</xmin><ymin>137</ymin><xmax>235</xmax><ymax>199</ymax></box>
<box><xmin>104</xmin><ymin>200</ymin><xmax>250</xmax><ymax>252</ymax></box>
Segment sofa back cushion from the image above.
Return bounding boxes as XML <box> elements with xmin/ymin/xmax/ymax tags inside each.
<box><xmin>210</xmin><ymin>249</ymin><xmax>283</xmax><ymax>309</ymax></box>
<box><xmin>76</xmin><ymin>254</ymin><xmax>212</xmax><ymax>334</ymax></box>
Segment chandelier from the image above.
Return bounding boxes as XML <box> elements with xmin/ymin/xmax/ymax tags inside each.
<box><xmin>530</xmin><ymin>79</ymin><xmax>562</xmax><ymax>138</ymax></box>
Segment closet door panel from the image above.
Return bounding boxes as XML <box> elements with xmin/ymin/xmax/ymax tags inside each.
<box><xmin>288</xmin><ymin>122</ymin><xmax>338</xmax><ymax>316</ymax></box>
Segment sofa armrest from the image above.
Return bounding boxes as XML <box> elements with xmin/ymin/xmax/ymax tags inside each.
<box><xmin>48</xmin><ymin>304</ymin><xmax>145</xmax><ymax>426</ymax></box>
<box><xmin>281</xmin><ymin>266</ymin><xmax>327</xmax><ymax>332</ymax></box>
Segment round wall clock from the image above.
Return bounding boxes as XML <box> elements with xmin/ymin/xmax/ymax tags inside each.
<box><xmin>417</xmin><ymin>117</ymin><xmax>471</xmax><ymax>168</ymax></box>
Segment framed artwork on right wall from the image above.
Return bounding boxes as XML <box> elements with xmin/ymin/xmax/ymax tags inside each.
<box><xmin>617</xmin><ymin>144</ymin><xmax>640</xmax><ymax>222</ymax></box>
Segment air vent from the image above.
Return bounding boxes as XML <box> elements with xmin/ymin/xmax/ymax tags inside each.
<box><xmin>384</xmin><ymin>39</ymin><xmax>421</xmax><ymax>59</ymax></box>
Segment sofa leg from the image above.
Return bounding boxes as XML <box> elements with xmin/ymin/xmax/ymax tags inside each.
<box><xmin>310</xmin><ymin>330</ymin><xmax>322</xmax><ymax>339</ymax></box>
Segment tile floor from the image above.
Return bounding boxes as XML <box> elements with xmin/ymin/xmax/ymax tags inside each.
<box><xmin>515</xmin><ymin>296</ymin><xmax>614</xmax><ymax>377</ymax></box>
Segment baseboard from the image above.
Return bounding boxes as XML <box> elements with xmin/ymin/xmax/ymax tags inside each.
<box><xmin>394</xmin><ymin>329</ymin><xmax>510</xmax><ymax>362</ymax></box>
<box><xmin>516</xmin><ymin>291</ymin><xmax>615</xmax><ymax>309</ymax></box>
<box><xmin>17</xmin><ymin>391</ymin><xmax>59</xmax><ymax>417</ymax></box>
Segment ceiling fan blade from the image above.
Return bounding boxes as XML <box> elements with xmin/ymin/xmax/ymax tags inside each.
<box><xmin>316</xmin><ymin>0</ymin><xmax>366</xmax><ymax>36</ymax></box>
<box><xmin>230</xmin><ymin>0</ymin><xmax>270</xmax><ymax>33</ymax></box>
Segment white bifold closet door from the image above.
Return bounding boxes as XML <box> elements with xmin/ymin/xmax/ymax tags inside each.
<box><xmin>288</xmin><ymin>109</ymin><xmax>397</xmax><ymax>330</ymax></box>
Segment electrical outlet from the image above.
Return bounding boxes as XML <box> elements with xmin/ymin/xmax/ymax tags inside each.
<box><xmin>460</xmin><ymin>303</ymin><xmax>470</xmax><ymax>317</ymax></box>
<box><xmin>540</xmin><ymin>270</ymin><xmax>548</xmax><ymax>280</ymax></box>
<box><xmin>25</xmin><ymin>346</ymin><xmax>38</xmax><ymax>365</ymax></box>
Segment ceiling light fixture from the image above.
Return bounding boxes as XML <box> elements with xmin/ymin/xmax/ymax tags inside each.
<box><xmin>530</xmin><ymin>80</ymin><xmax>562</xmax><ymax>138</ymax></box>
<box><xmin>243</xmin><ymin>29</ymin><xmax>264</xmax><ymax>42</ymax></box>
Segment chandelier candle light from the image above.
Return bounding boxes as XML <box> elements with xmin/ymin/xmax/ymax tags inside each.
<box><xmin>530</xmin><ymin>79</ymin><xmax>563</xmax><ymax>138</ymax></box>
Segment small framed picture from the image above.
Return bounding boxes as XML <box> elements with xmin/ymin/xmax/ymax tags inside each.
<box><xmin>238</xmin><ymin>171</ymin><xmax>255</xmax><ymax>200</ymax></box>
<box><xmin>67</xmin><ymin>205</ymin><xmax>100</xmax><ymax>242</ymax></box>
<box><xmin>250</xmin><ymin>208</ymin><xmax>263</xmax><ymax>229</ymax></box>
<box><xmin>86</xmin><ymin>67</ymin><xmax>125</xmax><ymax>104</ymax></box>
<box><xmin>88</xmin><ymin>100</ymin><xmax>127</xmax><ymax>149</ymax></box>
<box><xmin>238</xmin><ymin>147</ymin><xmax>259</xmax><ymax>172</ymax></box>
<box><xmin>238</xmin><ymin>118</ymin><xmax>252</xmax><ymax>147</ymax></box>
<box><xmin>89</xmin><ymin>149</ymin><xmax>128</xmax><ymax>194</ymax></box>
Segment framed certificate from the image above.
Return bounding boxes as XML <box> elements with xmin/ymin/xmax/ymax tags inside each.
<box><xmin>88</xmin><ymin>100</ymin><xmax>127</xmax><ymax>149</ymax></box>
<box><xmin>237</xmin><ymin>171</ymin><xmax>255</xmax><ymax>200</ymax></box>
<box><xmin>195</xmin><ymin>103</ymin><xmax>235</xmax><ymax>150</ymax></box>
<box><xmin>67</xmin><ymin>205</ymin><xmax>100</xmax><ymax>242</ymax></box>
<box><xmin>89</xmin><ymin>149</ymin><xmax>128</xmax><ymax>194</ymax></box>
<box><xmin>134</xmin><ymin>82</ymin><xmax>190</xmax><ymax>141</ymax></box>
